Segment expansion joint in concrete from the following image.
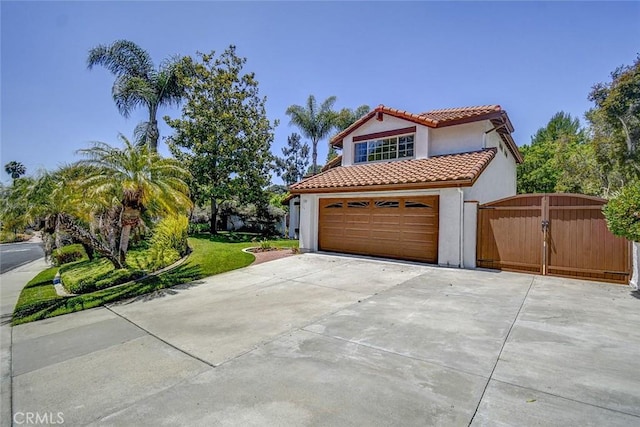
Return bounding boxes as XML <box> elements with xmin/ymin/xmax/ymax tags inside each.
<box><xmin>492</xmin><ymin>378</ymin><xmax>640</xmax><ymax>420</ymax></box>
<box><xmin>467</xmin><ymin>275</ymin><xmax>536</xmax><ymax>426</ymax></box>
<box><xmin>103</xmin><ymin>306</ymin><xmax>216</xmax><ymax>369</ymax></box>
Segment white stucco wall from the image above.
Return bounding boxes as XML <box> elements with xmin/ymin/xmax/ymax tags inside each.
<box><xmin>463</xmin><ymin>201</ymin><xmax>478</xmax><ymax>269</ymax></box>
<box><xmin>463</xmin><ymin>129</ymin><xmax>517</xmax><ymax>204</ymax></box>
<box><xmin>429</xmin><ymin>122</ymin><xmax>486</xmax><ymax>156</ymax></box>
<box><xmin>437</xmin><ymin>188</ymin><xmax>463</xmax><ymax>267</ymax></box>
<box><xmin>288</xmin><ymin>197</ymin><xmax>300</xmax><ymax>239</ymax></box>
<box><xmin>341</xmin><ymin>114</ymin><xmax>429</xmax><ymax>166</ymax></box>
<box><xmin>298</xmin><ymin>194</ymin><xmax>318</xmax><ymax>252</ymax></box>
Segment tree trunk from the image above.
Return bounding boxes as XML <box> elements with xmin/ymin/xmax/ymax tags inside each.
<box><xmin>118</xmin><ymin>206</ymin><xmax>140</xmax><ymax>267</ymax></box>
<box><xmin>118</xmin><ymin>224</ymin><xmax>132</xmax><ymax>266</ymax></box>
<box><xmin>148</xmin><ymin>119</ymin><xmax>159</xmax><ymax>153</ymax></box>
<box><xmin>57</xmin><ymin>213</ymin><xmax>123</xmax><ymax>269</ymax></box>
<box><xmin>210</xmin><ymin>197</ymin><xmax>218</xmax><ymax>234</ymax></box>
<box><xmin>311</xmin><ymin>137</ymin><xmax>318</xmax><ymax>175</ymax></box>
<box><xmin>148</xmin><ymin>104</ymin><xmax>159</xmax><ymax>153</ymax></box>
<box><xmin>79</xmin><ymin>242</ymin><xmax>95</xmax><ymax>261</ymax></box>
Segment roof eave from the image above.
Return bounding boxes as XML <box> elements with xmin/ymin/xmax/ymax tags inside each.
<box><xmin>289</xmin><ymin>178</ymin><xmax>476</xmax><ymax>195</ymax></box>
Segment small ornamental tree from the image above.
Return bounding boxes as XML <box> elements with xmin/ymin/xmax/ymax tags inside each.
<box><xmin>603</xmin><ymin>181</ymin><xmax>640</xmax><ymax>242</ymax></box>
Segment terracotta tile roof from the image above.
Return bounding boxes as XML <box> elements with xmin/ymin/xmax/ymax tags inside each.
<box><xmin>330</xmin><ymin>105</ymin><xmax>504</xmax><ymax>146</ymax></box>
<box><xmin>419</xmin><ymin>105</ymin><xmax>503</xmax><ymax>123</ymax></box>
<box><xmin>290</xmin><ymin>149</ymin><xmax>496</xmax><ymax>193</ymax></box>
<box><xmin>330</xmin><ymin>104</ymin><xmax>522</xmax><ymax>164</ymax></box>
<box><xmin>321</xmin><ymin>155</ymin><xmax>342</xmax><ymax>172</ymax></box>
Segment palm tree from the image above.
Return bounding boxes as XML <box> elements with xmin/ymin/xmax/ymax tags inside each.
<box><xmin>286</xmin><ymin>95</ymin><xmax>337</xmax><ymax>175</ymax></box>
<box><xmin>4</xmin><ymin>161</ymin><xmax>26</xmax><ymax>180</ymax></box>
<box><xmin>87</xmin><ymin>40</ymin><xmax>184</xmax><ymax>152</ymax></box>
<box><xmin>21</xmin><ymin>166</ymin><xmax>125</xmax><ymax>268</ymax></box>
<box><xmin>77</xmin><ymin>136</ymin><xmax>192</xmax><ymax>265</ymax></box>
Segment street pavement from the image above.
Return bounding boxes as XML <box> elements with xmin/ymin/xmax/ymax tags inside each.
<box><xmin>5</xmin><ymin>254</ymin><xmax>640</xmax><ymax>426</ymax></box>
<box><xmin>0</xmin><ymin>241</ymin><xmax>44</xmax><ymax>274</ymax></box>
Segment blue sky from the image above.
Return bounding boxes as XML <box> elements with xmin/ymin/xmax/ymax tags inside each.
<box><xmin>1</xmin><ymin>1</ymin><xmax>639</xmax><ymax>185</ymax></box>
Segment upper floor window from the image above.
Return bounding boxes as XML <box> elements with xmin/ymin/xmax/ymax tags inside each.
<box><xmin>354</xmin><ymin>134</ymin><xmax>414</xmax><ymax>163</ymax></box>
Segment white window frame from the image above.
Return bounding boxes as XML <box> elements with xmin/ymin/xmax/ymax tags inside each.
<box><xmin>353</xmin><ymin>133</ymin><xmax>415</xmax><ymax>164</ymax></box>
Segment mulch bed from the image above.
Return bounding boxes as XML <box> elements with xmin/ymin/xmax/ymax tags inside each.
<box><xmin>249</xmin><ymin>248</ymin><xmax>297</xmax><ymax>265</ymax></box>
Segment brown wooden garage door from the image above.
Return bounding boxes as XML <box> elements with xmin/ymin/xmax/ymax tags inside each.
<box><xmin>319</xmin><ymin>196</ymin><xmax>439</xmax><ymax>263</ymax></box>
<box><xmin>477</xmin><ymin>194</ymin><xmax>631</xmax><ymax>284</ymax></box>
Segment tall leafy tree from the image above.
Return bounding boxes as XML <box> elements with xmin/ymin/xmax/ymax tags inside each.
<box><xmin>78</xmin><ymin>136</ymin><xmax>192</xmax><ymax>265</ymax></box>
<box><xmin>326</xmin><ymin>104</ymin><xmax>371</xmax><ymax>162</ymax></box>
<box><xmin>275</xmin><ymin>133</ymin><xmax>309</xmax><ymax>185</ymax></box>
<box><xmin>334</xmin><ymin>105</ymin><xmax>370</xmax><ymax>132</ymax></box>
<box><xmin>4</xmin><ymin>161</ymin><xmax>26</xmax><ymax>180</ymax></box>
<box><xmin>166</xmin><ymin>46</ymin><xmax>276</xmax><ymax>234</ymax></box>
<box><xmin>517</xmin><ymin>112</ymin><xmax>597</xmax><ymax>194</ymax></box>
<box><xmin>587</xmin><ymin>55</ymin><xmax>640</xmax><ymax>186</ymax></box>
<box><xmin>87</xmin><ymin>40</ymin><xmax>184</xmax><ymax>152</ymax></box>
<box><xmin>286</xmin><ymin>95</ymin><xmax>337</xmax><ymax>174</ymax></box>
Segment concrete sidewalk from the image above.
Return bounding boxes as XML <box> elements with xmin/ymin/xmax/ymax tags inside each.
<box><xmin>8</xmin><ymin>254</ymin><xmax>640</xmax><ymax>426</ymax></box>
<box><xmin>1</xmin><ymin>257</ymin><xmax>49</xmax><ymax>427</ymax></box>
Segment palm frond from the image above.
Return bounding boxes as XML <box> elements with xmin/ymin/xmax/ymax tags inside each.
<box><xmin>87</xmin><ymin>40</ymin><xmax>154</xmax><ymax>78</ymax></box>
<box><xmin>112</xmin><ymin>75</ymin><xmax>155</xmax><ymax>117</ymax></box>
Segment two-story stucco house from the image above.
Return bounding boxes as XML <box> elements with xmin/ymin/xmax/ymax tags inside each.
<box><xmin>288</xmin><ymin>104</ymin><xmax>523</xmax><ymax>269</ymax></box>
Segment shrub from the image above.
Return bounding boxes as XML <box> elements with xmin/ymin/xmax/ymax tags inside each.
<box><xmin>603</xmin><ymin>181</ymin><xmax>640</xmax><ymax>242</ymax></box>
<box><xmin>60</xmin><ymin>256</ymin><xmax>146</xmax><ymax>294</ymax></box>
<box><xmin>259</xmin><ymin>239</ymin><xmax>273</xmax><ymax>250</ymax></box>
<box><xmin>148</xmin><ymin>215</ymin><xmax>189</xmax><ymax>270</ymax></box>
<box><xmin>51</xmin><ymin>244</ymin><xmax>86</xmax><ymax>266</ymax></box>
<box><xmin>188</xmin><ymin>222</ymin><xmax>209</xmax><ymax>235</ymax></box>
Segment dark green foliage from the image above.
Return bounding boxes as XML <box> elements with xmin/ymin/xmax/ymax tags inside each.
<box><xmin>517</xmin><ymin>112</ymin><xmax>599</xmax><ymax>195</ymax></box>
<box><xmin>188</xmin><ymin>223</ymin><xmax>210</xmax><ymax>235</ymax></box>
<box><xmin>275</xmin><ymin>133</ymin><xmax>309</xmax><ymax>185</ymax></box>
<box><xmin>51</xmin><ymin>244</ymin><xmax>87</xmax><ymax>266</ymax></box>
<box><xmin>334</xmin><ymin>105</ymin><xmax>370</xmax><ymax>132</ymax></box>
<box><xmin>4</xmin><ymin>161</ymin><xmax>26</xmax><ymax>180</ymax></box>
<box><xmin>603</xmin><ymin>181</ymin><xmax>640</xmax><ymax>242</ymax></box>
<box><xmin>167</xmin><ymin>46</ymin><xmax>276</xmax><ymax>234</ymax></box>
<box><xmin>587</xmin><ymin>55</ymin><xmax>640</xmax><ymax>192</ymax></box>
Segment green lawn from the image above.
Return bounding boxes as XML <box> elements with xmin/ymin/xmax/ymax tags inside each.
<box><xmin>12</xmin><ymin>234</ymin><xmax>298</xmax><ymax>325</ymax></box>
<box><xmin>13</xmin><ymin>267</ymin><xmax>63</xmax><ymax>316</ymax></box>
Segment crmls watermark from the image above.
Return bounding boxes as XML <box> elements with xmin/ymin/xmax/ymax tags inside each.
<box><xmin>13</xmin><ymin>412</ymin><xmax>65</xmax><ymax>425</ymax></box>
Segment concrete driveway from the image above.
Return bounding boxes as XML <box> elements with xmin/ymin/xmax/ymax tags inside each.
<box><xmin>10</xmin><ymin>254</ymin><xmax>640</xmax><ymax>426</ymax></box>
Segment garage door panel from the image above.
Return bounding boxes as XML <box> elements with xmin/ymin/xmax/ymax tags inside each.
<box><xmin>319</xmin><ymin>196</ymin><xmax>439</xmax><ymax>263</ymax></box>
<box><xmin>343</xmin><ymin>228</ymin><xmax>370</xmax><ymax>239</ymax></box>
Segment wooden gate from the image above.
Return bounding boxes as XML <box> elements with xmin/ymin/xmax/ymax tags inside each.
<box><xmin>477</xmin><ymin>194</ymin><xmax>630</xmax><ymax>284</ymax></box>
